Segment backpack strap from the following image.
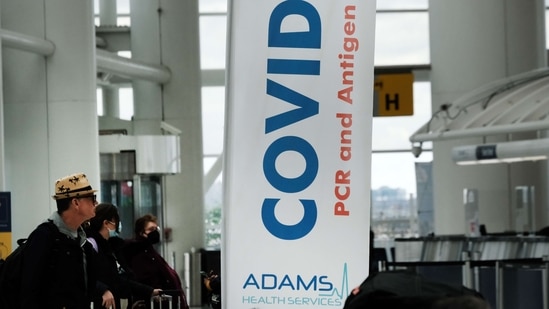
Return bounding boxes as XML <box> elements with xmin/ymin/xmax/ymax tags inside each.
<box><xmin>38</xmin><ymin>219</ymin><xmax>60</xmax><ymax>235</ymax></box>
<box><xmin>86</xmin><ymin>237</ymin><xmax>99</xmax><ymax>252</ymax></box>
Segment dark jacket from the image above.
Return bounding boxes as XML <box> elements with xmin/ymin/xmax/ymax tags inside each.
<box><xmin>20</xmin><ymin>222</ymin><xmax>96</xmax><ymax>309</ymax></box>
<box><xmin>87</xmin><ymin>232</ymin><xmax>154</xmax><ymax>309</ymax></box>
<box><xmin>123</xmin><ymin>237</ymin><xmax>189</xmax><ymax>309</ymax></box>
<box><xmin>343</xmin><ymin>271</ymin><xmax>487</xmax><ymax>309</ymax></box>
<box><xmin>207</xmin><ymin>276</ymin><xmax>221</xmax><ymax>309</ymax></box>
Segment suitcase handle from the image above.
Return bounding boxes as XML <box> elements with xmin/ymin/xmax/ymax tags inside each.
<box><xmin>151</xmin><ymin>294</ymin><xmax>180</xmax><ymax>309</ymax></box>
<box><xmin>159</xmin><ymin>289</ymin><xmax>181</xmax><ymax>295</ymax></box>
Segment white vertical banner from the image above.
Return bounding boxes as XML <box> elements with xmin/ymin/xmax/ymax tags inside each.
<box><xmin>223</xmin><ymin>1</ymin><xmax>376</xmax><ymax>308</ymax></box>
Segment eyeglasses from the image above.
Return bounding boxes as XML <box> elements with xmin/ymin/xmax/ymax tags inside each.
<box><xmin>78</xmin><ymin>194</ymin><xmax>97</xmax><ymax>203</ymax></box>
<box><xmin>107</xmin><ymin>221</ymin><xmax>117</xmax><ymax>227</ymax></box>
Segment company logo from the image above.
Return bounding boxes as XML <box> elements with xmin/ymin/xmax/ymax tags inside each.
<box><xmin>241</xmin><ymin>263</ymin><xmax>349</xmax><ymax>307</ymax></box>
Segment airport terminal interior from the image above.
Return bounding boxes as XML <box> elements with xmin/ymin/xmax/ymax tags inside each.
<box><xmin>2</xmin><ymin>0</ymin><xmax>549</xmax><ymax>308</ymax></box>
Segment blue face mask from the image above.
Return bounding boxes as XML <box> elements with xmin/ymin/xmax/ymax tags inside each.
<box><xmin>108</xmin><ymin>228</ymin><xmax>119</xmax><ymax>238</ymax></box>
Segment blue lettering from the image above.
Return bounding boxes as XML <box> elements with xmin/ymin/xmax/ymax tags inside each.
<box><xmin>278</xmin><ymin>275</ymin><xmax>296</xmax><ymax>290</ymax></box>
<box><xmin>268</xmin><ymin>0</ymin><xmax>321</xmax><ymax>48</ymax></box>
<box><xmin>264</xmin><ymin>1</ymin><xmax>322</xmax><ymax>241</ymax></box>
<box><xmin>243</xmin><ymin>273</ymin><xmax>334</xmax><ymax>291</ymax></box>
<box><xmin>263</xmin><ymin>136</ymin><xmax>318</xmax><ymax>192</ymax></box>
<box><xmin>318</xmin><ymin>275</ymin><xmax>333</xmax><ymax>291</ymax></box>
<box><xmin>262</xmin><ymin>274</ymin><xmax>278</xmax><ymax>290</ymax></box>
<box><xmin>262</xmin><ymin>98</ymin><xmax>318</xmax><ymax>241</ymax></box>
<box><xmin>262</xmin><ymin>198</ymin><xmax>317</xmax><ymax>240</ymax></box>
<box><xmin>297</xmin><ymin>275</ymin><xmax>317</xmax><ymax>290</ymax></box>
<box><xmin>242</xmin><ymin>274</ymin><xmax>260</xmax><ymax>289</ymax></box>
<box><xmin>265</xmin><ymin>80</ymin><xmax>319</xmax><ymax>134</ymax></box>
<box><xmin>267</xmin><ymin>59</ymin><xmax>320</xmax><ymax>75</ymax></box>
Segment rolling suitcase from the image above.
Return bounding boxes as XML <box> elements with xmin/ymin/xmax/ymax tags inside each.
<box><xmin>150</xmin><ymin>291</ymin><xmax>184</xmax><ymax>309</ymax></box>
<box><xmin>151</xmin><ymin>294</ymin><xmax>172</xmax><ymax>309</ymax></box>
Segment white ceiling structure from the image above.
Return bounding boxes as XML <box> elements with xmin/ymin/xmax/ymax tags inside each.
<box><xmin>410</xmin><ymin>67</ymin><xmax>549</xmax><ymax>144</ymax></box>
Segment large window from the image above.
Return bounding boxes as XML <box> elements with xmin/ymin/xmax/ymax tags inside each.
<box><xmin>91</xmin><ymin>0</ymin><xmax>549</xmax><ymax>247</ymax></box>
<box><xmin>199</xmin><ymin>1</ymin><xmax>432</xmax><ymax>247</ymax></box>
<box><xmin>199</xmin><ymin>16</ymin><xmax>227</xmax><ymax>70</ymax></box>
<box><xmin>93</xmin><ymin>0</ymin><xmax>435</xmax><ymax>247</ymax></box>
<box><xmin>94</xmin><ymin>0</ymin><xmax>130</xmax><ymax>26</ymax></box>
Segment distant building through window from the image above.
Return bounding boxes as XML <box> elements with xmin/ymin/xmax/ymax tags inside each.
<box><xmin>198</xmin><ymin>1</ymin><xmax>432</xmax><ymax>249</ymax></box>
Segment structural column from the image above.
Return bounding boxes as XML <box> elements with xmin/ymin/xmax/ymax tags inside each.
<box><xmin>158</xmin><ymin>0</ymin><xmax>205</xmax><ymax>261</ymax></box>
<box><xmin>130</xmin><ymin>0</ymin><xmax>204</xmax><ymax>271</ymax></box>
<box><xmin>130</xmin><ymin>0</ymin><xmax>163</xmax><ymax>135</ymax></box>
<box><xmin>429</xmin><ymin>0</ymin><xmax>546</xmax><ymax>234</ymax></box>
<box><xmin>99</xmin><ymin>0</ymin><xmax>120</xmax><ymax>119</ymax></box>
<box><xmin>2</xmin><ymin>0</ymin><xmax>99</xmax><ymax>240</ymax></box>
<box><xmin>0</xmin><ymin>11</ymin><xmax>5</xmax><ymax>191</ymax></box>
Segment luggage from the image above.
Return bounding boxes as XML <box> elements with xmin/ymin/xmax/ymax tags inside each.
<box><xmin>151</xmin><ymin>291</ymin><xmax>185</xmax><ymax>309</ymax></box>
<box><xmin>126</xmin><ymin>293</ymin><xmax>183</xmax><ymax>309</ymax></box>
<box><xmin>151</xmin><ymin>294</ymin><xmax>174</xmax><ymax>309</ymax></box>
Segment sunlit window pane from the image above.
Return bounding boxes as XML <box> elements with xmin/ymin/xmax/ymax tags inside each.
<box><xmin>377</xmin><ymin>0</ymin><xmax>428</xmax><ymax>10</ymax></box>
<box><xmin>118</xmin><ymin>51</ymin><xmax>131</xmax><ymax>58</ymax></box>
<box><xmin>375</xmin><ymin>12</ymin><xmax>430</xmax><ymax>65</ymax></box>
<box><xmin>371</xmin><ymin>152</ymin><xmax>431</xmax><ymax>239</ymax></box>
<box><xmin>200</xmin><ymin>16</ymin><xmax>227</xmax><ymax>69</ymax></box>
<box><xmin>119</xmin><ymin>88</ymin><xmax>134</xmax><ymax>121</ymax></box>
<box><xmin>542</xmin><ymin>6</ymin><xmax>549</xmax><ymax>49</ymax></box>
<box><xmin>371</xmin><ymin>152</ymin><xmax>432</xmax><ymax>198</ymax></box>
<box><xmin>97</xmin><ymin>88</ymin><xmax>104</xmax><ymax>116</ymax></box>
<box><xmin>372</xmin><ymin>82</ymin><xmax>432</xmax><ymax>150</ymax></box>
<box><xmin>197</xmin><ymin>2</ymin><xmax>436</xmax><ymax>242</ymax></box>
<box><xmin>117</xmin><ymin>16</ymin><xmax>130</xmax><ymax>27</ymax></box>
<box><xmin>200</xmin><ymin>0</ymin><xmax>227</xmax><ymax>14</ymax></box>
<box><xmin>202</xmin><ymin>86</ymin><xmax>225</xmax><ymax>155</ymax></box>
<box><xmin>117</xmin><ymin>0</ymin><xmax>130</xmax><ymax>14</ymax></box>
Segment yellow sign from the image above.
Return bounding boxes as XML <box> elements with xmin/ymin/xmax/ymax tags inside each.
<box><xmin>373</xmin><ymin>73</ymin><xmax>414</xmax><ymax>116</ymax></box>
<box><xmin>0</xmin><ymin>232</ymin><xmax>12</xmax><ymax>258</ymax></box>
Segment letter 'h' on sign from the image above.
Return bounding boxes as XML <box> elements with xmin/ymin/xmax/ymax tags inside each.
<box><xmin>373</xmin><ymin>73</ymin><xmax>414</xmax><ymax>116</ymax></box>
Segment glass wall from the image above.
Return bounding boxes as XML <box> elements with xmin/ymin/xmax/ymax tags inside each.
<box><xmin>199</xmin><ymin>0</ymin><xmax>432</xmax><ymax>247</ymax></box>
<box><xmin>92</xmin><ymin>0</ymin><xmax>549</xmax><ymax>247</ymax></box>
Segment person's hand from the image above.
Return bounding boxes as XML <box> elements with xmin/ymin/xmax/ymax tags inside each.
<box><xmin>205</xmin><ymin>270</ymin><xmax>218</xmax><ymax>281</ymax></box>
<box><xmin>102</xmin><ymin>290</ymin><xmax>116</xmax><ymax>309</ymax></box>
<box><xmin>203</xmin><ymin>270</ymin><xmax>219</xmax><ymax>291</ymax></box>
<box><xmin>152</xmin><ymin>288</ymin><xmax>163</xmax><ymax>296</ymax></box>
<box><xmin>204</xmin><ymin>277</ymin><xmax>212</xmax><ymax>291</ymax></box>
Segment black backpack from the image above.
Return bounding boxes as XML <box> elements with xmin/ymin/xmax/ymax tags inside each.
<box><xmin>343</xmin><ymin>270</ymin><xmax>487</xmax><ymax>309</ymax></box>
<box><xmin>0</xmin><ymin>221</ymin><xmax>59</xmax><ymax>308</ymax></box>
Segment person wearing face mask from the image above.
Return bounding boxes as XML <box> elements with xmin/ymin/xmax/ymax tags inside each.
<box><xmin>122</xmin><ymin>214</ymin><xmax>189</xmax><ymax>309</ymax></box>
<box><xmin>85</xmin><ymin>203</ymin><xmax>162</xmax><ymax>309</ymax></box>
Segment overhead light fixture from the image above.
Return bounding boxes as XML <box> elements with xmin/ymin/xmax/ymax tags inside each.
<box><xmin>452</xmin><ymin>139</ymin><xmax>549</xmax><ymax>165</ymax></box>
<box><xmin>411</xmin><ymin>142</ymin><xmax>423</xmax><ymax>158</ymax></box>
<box><xmin>160</xmin><ymin>121</ymin><xmax>182</xmax><ymax>135</ymax></box>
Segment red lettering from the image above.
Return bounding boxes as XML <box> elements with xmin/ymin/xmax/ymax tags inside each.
<box><xmin>334</xmin><ymin>202</ymin><xmax>349</xmax><ymax>216</ymax></box>
<box><xmin>335</xmin><ymin>170</ymin><xmax>350</xmax><ymax>184</ymax></box>
<box><xmin>335</xmin><ymin>186</ymin><xmax>350</xmax><ymax>200</ymax></box>
<box><xmin>334</xmin><ymin>170</ymin><xmax>351</xmax><ymax>216</ymax></box>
